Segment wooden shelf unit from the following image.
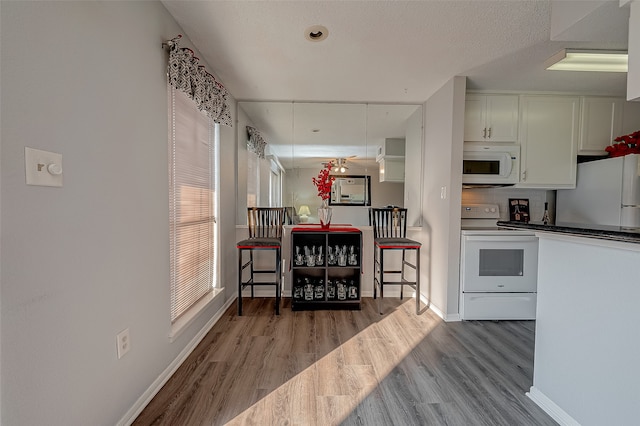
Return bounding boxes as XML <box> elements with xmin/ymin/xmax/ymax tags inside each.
<box><xmin>291</xmin><ymin>227</ymin><xmax>362</xmax><ymax>310</ymax></box>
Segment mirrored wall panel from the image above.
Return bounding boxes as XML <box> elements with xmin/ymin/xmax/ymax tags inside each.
<box><xmin>237</xmin><ymin>102</ymin><xmax>423</xmax><ymax>226</ymax></box>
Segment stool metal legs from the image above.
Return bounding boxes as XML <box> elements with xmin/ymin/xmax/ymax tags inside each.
<box><xmin>237</xmin><ymin>247</ymin><xmax>281</xmax><ymax>316</ymax></box>
<box><xmin>374</xmin><ymin>246</ymin><xmax>420</xmax><ymax>315</ymax></box>
<box><xmin>275</xmin><ymin>249</ymin><xmax>281</xmax><ymax>315</ymax></box>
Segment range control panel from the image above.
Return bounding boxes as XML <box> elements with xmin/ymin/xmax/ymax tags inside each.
<box><xmin>461</xmin><ymin>203</ymin><xmax>500</xmax><ymax>220</ymax></box>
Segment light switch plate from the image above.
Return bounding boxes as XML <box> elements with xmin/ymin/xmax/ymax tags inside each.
<box><xmin>25</xmin><ymin>147</ymin><xmax>63</xmax><ymax>187</ymax></box>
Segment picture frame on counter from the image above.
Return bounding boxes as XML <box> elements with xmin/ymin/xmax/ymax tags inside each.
<box><xmin>509</xmin><ymin>198</ymin><xmax>530</xmax><ymax>223</ymax></box>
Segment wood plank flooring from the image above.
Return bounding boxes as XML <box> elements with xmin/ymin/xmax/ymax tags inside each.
<box><xmin>133</xmin><ymin>298</ymin><xmax>556</xmax><ymax>425</ymax></box>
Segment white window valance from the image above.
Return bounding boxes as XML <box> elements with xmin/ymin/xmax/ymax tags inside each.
<box><xmin>246</xmin><ymin>126</ymin><xmax>267</xmax><ymax>159</ymax></box>
<box><xmin>166</xmin><ymin>36</ymin><xmax>232</xmax><ymax>127</ymax></box>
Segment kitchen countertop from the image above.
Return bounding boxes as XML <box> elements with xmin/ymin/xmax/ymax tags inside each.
<box><xmin>496</xmin><ymin>221</ymin><xmax>640</xmax><ymax>244</ymax></box>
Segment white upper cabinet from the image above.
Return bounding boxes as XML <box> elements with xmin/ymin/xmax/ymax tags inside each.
<box><xmin>578</xmin><ymin>97</ymin><xmax>623</xmax><ymax>155</ymax></box>
<box><xmin>518</xmin><ymin>95</ymin><xmax>579</xmax><ymax>189</ymax></box>
<box><xmin>378</xmin><ymin>158</ymin><xmax>405</xmax><ymax>182</ymax></box>
<box><xmin>621</xmin><ymin>100</ymin><xmax>640</xmax><ymax>135</ymax></box>
<box><xmin>578</xmin><ymin>97</ymin><xmax>640</xmax><ymax>155</ymax></box>
<box><xmin>376</xmin><ymin>138</ymin><xmax>405</xmax><ymax>182</ymax></box>
<box><xmin>464</xmin><ymin>94</ymin><xmax>519</xmax><ymax>142</ymax></box>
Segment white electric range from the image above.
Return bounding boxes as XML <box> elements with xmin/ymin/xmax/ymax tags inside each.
<box><xmin>459</xmin><ymin>204</ymin><xmax>538</xmax><ymax>320</ymax></box>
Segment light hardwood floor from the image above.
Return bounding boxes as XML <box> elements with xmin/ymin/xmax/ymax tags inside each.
<box><xmin>133</xmin><ymin>298</ymin><xmax>557</xmax><ymax>425</ymax></box>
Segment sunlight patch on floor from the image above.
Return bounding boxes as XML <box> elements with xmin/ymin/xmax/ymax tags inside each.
<box><xmin>227</xmin><ymin>298</ymin><xmax>439</xmax><ymax>425</ymax></box>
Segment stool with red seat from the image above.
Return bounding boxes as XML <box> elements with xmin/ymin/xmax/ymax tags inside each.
<box><xmin>369</xmin><ymin>207</ymin><xmax>421</xmax><ymax>315</ymax></box>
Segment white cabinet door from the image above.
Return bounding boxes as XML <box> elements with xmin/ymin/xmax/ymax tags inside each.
<box><xmin>621</xmin><ymin>100</ymin><xmax>640</xmax><ymax>135</ymax></box>
<box><xmin>378</xmin><ymin>158</ymin><xmax>404</xmax><ymax>182</ymax></box>
<box><xmin>485</xmin><ymin>95</ymin><xmax>519</xmax><ymax>142</ymax></box>
<box><xmin>464</xmin><ymin>94</ymin><xmax>518</xmax><ymax>142</ymax></box>
<box><xmin>578</xmin><ymin>97</ymin><xmax>623</xmax><ymax>155</ymax></box>
<box><xmin>518</xmin><ymin>95</ymin><xmax>579</xmax><ymax>189</ymax></box>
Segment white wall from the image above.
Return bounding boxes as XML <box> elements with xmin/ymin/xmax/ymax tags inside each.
<box><xmin>628</xmin><ymin>1</ymin><xmax>640</xmax><ymax>100</ymax></box>
<box><xmin>0</xmin><ymin>2</ymin><xmax>235</xmax><ymax>424</ymax></box>
<box><xmin>404</xmin><ymin>107</ymin><xmax>424</xmax><ymax>227</ymax></box>
<box><xmin>418</xmin><ymin>76</ymin><xmax>466</xmax><ymax>320</ymax></box>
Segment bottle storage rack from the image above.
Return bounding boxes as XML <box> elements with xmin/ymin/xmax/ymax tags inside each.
<box><xmin>291</xmin><ymin>228</ymin><xmax>362</xmax><ymax>310</ymax></box>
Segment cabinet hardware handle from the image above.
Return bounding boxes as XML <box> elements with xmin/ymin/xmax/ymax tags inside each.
<box><xmin>487</xmin><ymin>127</ymin><xmax>492</xmax><ymax>138</ymax></box>
<box><xmin>522</xmin><ymin>170</ymin><xmax>526</xmax><ymax>181</ymax></box>
<box><xmin>483</xmin><ymin>128</ymin><xmax>487</xmax><ymax>138</ymax></box>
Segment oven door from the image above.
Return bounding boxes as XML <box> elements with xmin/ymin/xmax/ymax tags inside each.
<box><xmin>461</xmin><ymin>235</ymin><xmax>538</xmax><ymax>292</ymax></box>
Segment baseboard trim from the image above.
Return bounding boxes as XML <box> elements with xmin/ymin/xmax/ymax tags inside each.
<box><xmin>526</xmin><ymin>386</ymin><xmax>581</xmax><ymax>426</ymax></box>
<box><xmin>416</xmin><ymin>296</ymin><xmax>459</xmax><ymax>322</ymax></box>
<box><xmin>444</xmin><ymin>312</ymin><xmax>461</xmax><ymax>322</ymax></box>
<box><xmin>424</xmin><ymin>299</ymin><xmax>445</xmax><ymax>320</ymax></box>
<box><xmin>117</xmin><ymin>296</ymin><xmax>236</xmax><ymax>426</ymax></box>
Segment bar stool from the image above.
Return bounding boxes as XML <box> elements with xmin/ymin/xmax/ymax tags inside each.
<box><xmin>237</xmin><ymin>207</ymin><xmax>285</xmax><ymax>315</ymax></box>
<box><xmin>369</xmin><ymin>207</ymin><xmax>421</xmax><ymax>315</ymax></box>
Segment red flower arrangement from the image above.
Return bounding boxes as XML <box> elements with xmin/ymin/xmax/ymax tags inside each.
<box><xmin>605</xmin><ymin>130</ymin><xmax>640</xmax><ymax>157</ymax></box>
<box><xmin>312</xmin><ymin>162</ymin><xmax>335</xmax><ymax>202</ymax></box>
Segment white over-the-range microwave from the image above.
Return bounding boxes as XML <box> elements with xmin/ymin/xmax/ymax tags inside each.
<box><xmin>462</xmin><ymin>143</ymin><xmax>520</xmax><ymax>185</ymax></box>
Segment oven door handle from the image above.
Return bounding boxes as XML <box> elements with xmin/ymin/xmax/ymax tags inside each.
<box><xmin>463</xmin><ymin>235</ymin><xmax>538</xmax><ymax>242</ymax></box>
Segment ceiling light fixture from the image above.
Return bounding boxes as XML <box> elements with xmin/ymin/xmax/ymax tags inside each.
<box><xmin>305</xmin><ymin>25</ymin><xmax>328</xmax><ymax>42</ymax></box>
<box><xmin>545</xmin><ymin>49</ymin><xmax>628</xmax><ymax>72</ymax></box>
<box><xmin>333</xmin><ymin>158</ymin><xmax>347</xmax><ymax>173</ymax></box>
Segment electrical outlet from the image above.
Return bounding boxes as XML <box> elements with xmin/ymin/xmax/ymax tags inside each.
<box><xmin>116</xmin><ymin>328</ymin><xmax>130</xmax><ymax>359</ymax></box>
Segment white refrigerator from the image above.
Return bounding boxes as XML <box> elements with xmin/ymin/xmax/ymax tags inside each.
<box><xmin>557</xmin><ymin>154</ymin><xmax>640</xmax><ymax>228</ymax></box>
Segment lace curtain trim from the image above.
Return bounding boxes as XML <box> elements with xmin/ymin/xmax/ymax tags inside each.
<box><xmin>166</xmin><ymin>36</ymin><xmax>232</xmax><ymax>127</ymax></box>
<box><xmin>246</xmin><ymin>126</ymin><xmax>267</xmax><ymax>159</ymax></box>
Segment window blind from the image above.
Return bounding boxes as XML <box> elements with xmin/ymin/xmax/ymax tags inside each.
<box><xmin>169</xmin><ymin>86</ymin><xmax>217</xmax><ymax>322</ymax></box>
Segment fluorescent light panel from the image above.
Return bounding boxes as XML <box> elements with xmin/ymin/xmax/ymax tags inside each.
<box><xmin>545</xmin><ymin>49</ymin><xmax>628</xmax><ymax>72</ymax></box>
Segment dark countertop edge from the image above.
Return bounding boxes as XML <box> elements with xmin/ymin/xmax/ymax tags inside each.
<box><xmin>496</xmin><ymin>221</ymin><xmax>640</xmax><ymax>244</ymax></box>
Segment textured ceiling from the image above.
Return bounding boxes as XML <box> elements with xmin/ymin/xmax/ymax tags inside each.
<box><xmin>161</xmin><ymin>0</ymin><xmax>630</xmax><ymax>103</ymax></box>
<box><xmin>160</xmin><ymin>0</ymin><xmax>631</xmax><ymax>168</ymax></box>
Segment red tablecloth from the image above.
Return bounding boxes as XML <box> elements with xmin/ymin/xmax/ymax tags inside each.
<box><xmin>291</xmin><ymin>224</ymin><xmax>360</xmax><ymax>233</ymax></box>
